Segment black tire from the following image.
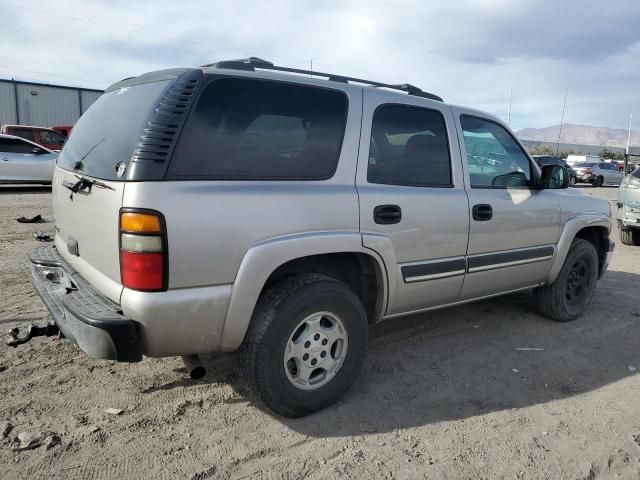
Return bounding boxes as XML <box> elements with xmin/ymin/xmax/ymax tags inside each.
<box><xmin>569</xmin><ymin>176</ymin><xmax>577</xmax><ymax>187</ymax></box>
<box><xmin>237</xmin><ymin>274</ymin><xmax>368</xmax><ymax>417</ymax></box>
<box><xmin>594</xmin><ymin>176</ymin><xmax>603</xmax><ymax>187</ymax></box>
<box><xmin>533</xmin><ymin>238</ymin><xmax>599</xmax><ymax>322</ymax></box>
<box><xmin>620</xmin><ymin>228</ymin><xmax>640</xmax><ymax>246</ymax></box>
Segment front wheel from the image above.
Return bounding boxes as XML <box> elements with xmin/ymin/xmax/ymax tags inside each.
<box><xmin>237</xmin><ymin>274</ymin><xmax>368</xmax><ymax>417</ymax></box>
<box><xmin>569</xmin><ymin>176</ymin><xmax>577</xmax><ymax>187</ymax></box>
<box><xmin>533</xmin><ymin>238</ymin><xmax>599</xmax><ymax>322</ymax></box>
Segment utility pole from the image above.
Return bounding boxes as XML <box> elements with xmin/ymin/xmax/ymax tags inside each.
<box><xmin>507</xmin><ymin>88</ymin><xmax>512</xmax><ymax>127</ymax></box>
<box><xmin>556</xmin><ymin>88</ymin><xmax>568</xmax><ymax>156</ymax></box>
<box><xmin>626</xmin><ymin>110</ymin><xmax>634</xmax><ymax>154</ymax></box>
<box><xmin>625</xmin><ymin>110</ymin><xmax>634</xmax><ymax>174</ymax></box>
<box><xmin>310</xmin><ymin>59</ymin><xmax>313</xmax><ymax>76</ymax></box>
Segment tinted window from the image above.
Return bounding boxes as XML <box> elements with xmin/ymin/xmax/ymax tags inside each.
<box><xmin>574</xmin><ymin>162</ymin><xmax>596</xmax><ymax>168</ymax></box>
<box><xmin>39</xmin><ymin>130</ymin><xmax>65</xmax><ymax>147</ymax></box>
<box><xmin>11</xmin><ymin>128</ymin><xmax>35</xmax><ymax>142</ymax></box>
<box><xmin>58</xmin><ymin>79</ymin><xmax>172</xmax><ymax>180</ymax></box>
<box><xmin>367</xmin><ymin>105</ymin><xmax>451</xmax><ymax>187</ymax></box>
<box><xmin>170</xmin><ymin>78</ymin><xmax>348</xmax><ymax>180</ymax></box>
<box><xmin>0</xmin><ymin>137</ymin><xmax>35</xmax><ymax>154</ymax></box>
<box><xmin>461</xmin><ymin>116</ymin><xmax>531</xmax><ymax>188</ymax></box>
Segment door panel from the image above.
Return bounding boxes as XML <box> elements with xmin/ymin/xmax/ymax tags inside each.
<box><xmin>357</xmin><ymin>92</ymin><xmax>470</xmax><ymax>316</ymax></box>
<box><xmin>453</xmin><ymin>109</ymin><xmax>560</xmax><ymax>300</ymax></box>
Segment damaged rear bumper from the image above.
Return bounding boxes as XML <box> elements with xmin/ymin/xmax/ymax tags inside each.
<box><xmin>29</xmin><ymin>245</ymin><xmax>142</xmax><ymax>362</ymax></box>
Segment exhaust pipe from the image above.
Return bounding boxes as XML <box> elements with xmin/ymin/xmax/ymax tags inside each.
<box><xmin>181</xmin><ymin>355</ymin><xmax>206</xmax><ymax>379</ymax></box>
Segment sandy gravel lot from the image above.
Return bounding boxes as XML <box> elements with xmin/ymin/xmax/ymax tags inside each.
<box><xmin>1</xmin><ymin>185</ymin><xmax>640</xmax><ymax>480</ymax></box>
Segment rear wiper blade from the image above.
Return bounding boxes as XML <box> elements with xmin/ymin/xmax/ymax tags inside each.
<box><xmin>62</xmin><ymin>175</ymin><xmax>114</xmax><ymax>200</ymax></box>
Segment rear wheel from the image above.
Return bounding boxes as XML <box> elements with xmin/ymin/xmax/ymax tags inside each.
<box><xmin>238</xmin><ymin>274</ymin><xmax>368</xmax><ymax>417</ymax></box>
<box><xmin>569</xmin><ymin>176</ymin><xmax>577</xmax><ymax>187</ymax></box>
<box><xmin>620</xmin><ymin>228</ymin><xmax>640</xmax><ymax>246</ymax></box>
<box><xmin>533</xmin><ymin>238</ymin><xmax>599</xmax><ymax>322</ymax></box>
<box><xmin>594</xmin><ymin>176</ymin><xmax>604</xmax><ymax>187</ymax></box>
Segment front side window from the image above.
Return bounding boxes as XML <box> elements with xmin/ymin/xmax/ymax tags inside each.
<box><xmin>39</xmin><ymin>130</ymin><xmax>65</xmax><ymax>147</ymax></box>
<box><xmin>367</xmin><ymin>105</ymin><xmax>452</xmax><ymax>187</ymax></box>
<box><xmin>170</xmin><ymin>78</ymin><xmax>348</xmax><ymax>180</ymax></box>
<box><xmin>461</xmin><ymin>116</ymin><xmax>531</xmax><ymax>188</ymax></box>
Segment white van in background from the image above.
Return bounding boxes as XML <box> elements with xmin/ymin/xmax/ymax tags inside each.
<box><xmin>566</xmin><ymin>154</ymin><xmax>604</xmax><ymax>166</ymax></box>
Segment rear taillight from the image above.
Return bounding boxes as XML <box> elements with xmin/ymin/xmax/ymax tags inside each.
<box><xmin>119</xmin><ymin>210</ymin><xmax>167</xmax><ymax>291</ymax></box>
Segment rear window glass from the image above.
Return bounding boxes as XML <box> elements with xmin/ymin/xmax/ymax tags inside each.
<box><xmin>58</xmin><ymin>80</ymin><xmax>171</xmax><ymax>180</ymax></box>
<box><xmin>11</xmin><ymin>128</ymin><xmax>35</xmax><ymax>142</ymax></box>
<box><xmin>169</xmin><ymin>78</ymin><xmax>348</xmax><ymax>180</ymax></box>
<box><xmin>574</xmin><ymin>162</ymin><xmax>596</xmax><ymax>167</ymax></box>
<box><xmin>0</xmin><ymin>137</ymin><xmax>35</xmax><ymax>154</ymax></box>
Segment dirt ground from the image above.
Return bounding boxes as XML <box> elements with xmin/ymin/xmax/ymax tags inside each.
<box><xmin>1</xmin><ymin>185</ymin><xmax>640</xmax><ymax>480</ymax></box>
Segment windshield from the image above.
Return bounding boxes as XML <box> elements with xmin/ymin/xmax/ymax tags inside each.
<box><xmin>58</xmin><ymin>79</ymin><xmax>171</xmax><ymax>180</ymax></box>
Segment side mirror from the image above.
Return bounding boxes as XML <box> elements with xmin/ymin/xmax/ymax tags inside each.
<box><xmin>539</xmin><ymin>164</ymin><xmax>570</xmax><ymax>189</ymax></box>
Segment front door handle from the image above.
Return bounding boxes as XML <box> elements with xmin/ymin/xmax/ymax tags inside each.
<box><xmin>374</xmin><ymin>204</ymin><xmax>402</xmax><ymax>225</ymax></box>
<box><xmin>472</xmin><ymin>204</ymin><xmax>493</xmax><ymax>221</ymax></box>
<box><xmin>2</xmin><ymin>158</ymin><xmax>9</xmax><ymax>162</ymax></box>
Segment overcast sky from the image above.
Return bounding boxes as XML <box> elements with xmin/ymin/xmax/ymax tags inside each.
<box><xmin>1</xmin><ymin>0</ymin><xmax>639</xmax><ymax>130</ymax></box>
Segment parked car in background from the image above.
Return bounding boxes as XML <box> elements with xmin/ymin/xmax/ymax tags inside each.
<box><xmin>617</xmin><ymin>166</ymin><xmax>640</xmax><ymax>245</ymax></box>
<box><xmin>533</xmin><ymin>155</ymin><xmax>577</xmax><ymax>186</ymax></box>
<box><xmin>606</xmin><ymin>159</ymin><xmax>625</xmax><ymax>171</ymax></box>
<box><xmin>0</xmin><ymin>134</ymin><xmax>57</xmax><ymax>184</ymax></box>
<box><xmin>0</xmin><ymin>124</ymin><xmax>67</xmax><ymax>151</ymax></box>
<box><xmin>573</xmin><ymin>161</ymin><xmax>624</xmax><ymax>187</ymax></box>
<box><xmin>566</xmin><ymin>154</ymin><xmax>604</xmax><ymax>167</ymax></box>
<box><xmin>51</xmin><ymin>125</ymin><xmax>73</xmax><ymax>138</ymax></box>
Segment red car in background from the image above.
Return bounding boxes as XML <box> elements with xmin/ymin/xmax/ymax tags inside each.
<box><xmin>0</xmin><ymin>124</ymin><xmax>67</xmax><ymax>151</ymax></box>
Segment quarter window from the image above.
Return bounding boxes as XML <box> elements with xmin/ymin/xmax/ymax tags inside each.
<box><xmin>461</xmin><ymin>116</ymin><xmax>531</xmax><ymax>188</ymax></box>
<box><xmin>170</xmin><ymin>78</ymin><xmax>348</xmax><ymax>180</ymax></box>
<box><xmin>367</xmin><ymin>105</ymin><xmax>452</xmax><ymax>187</ymax></box>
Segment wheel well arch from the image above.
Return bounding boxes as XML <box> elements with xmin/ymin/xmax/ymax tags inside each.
<box><xmin>574</xmin><ymin>226</ymin><xmax>609</xmax><ymax>275</ymax></box>
<box><xmin>261</xmin><ymin>252</ymin><xmax>386</xmax><ymax>324</ymax></box>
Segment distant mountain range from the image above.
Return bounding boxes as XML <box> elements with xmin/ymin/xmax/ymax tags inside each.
<box><xmin>516</xmin><ymin>124</ymin><xmax>639</xmax><ymax>148</ymax></box>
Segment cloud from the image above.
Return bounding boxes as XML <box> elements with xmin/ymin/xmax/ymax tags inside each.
<box><xmin>0</xmin><ymin>0</ymin><xmax>638</xmax><ymax>129</ymax></box>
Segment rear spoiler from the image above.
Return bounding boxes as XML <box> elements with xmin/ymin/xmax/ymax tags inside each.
<box><xmin>105</xmin><ymin>68</ymin><xmax>198</xmax><ymax>93</ymax></box>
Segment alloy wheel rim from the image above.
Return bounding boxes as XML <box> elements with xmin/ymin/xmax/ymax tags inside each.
<box><xmin>283</xmin><ymin>311</ymin><xmax>348</xmax><ymax>391</ymax></box>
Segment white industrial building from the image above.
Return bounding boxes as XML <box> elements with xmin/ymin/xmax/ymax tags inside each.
<box><xmin>0</xmin><ymin>79</ymin><xmax>103</xmax><ymax>127</ymax></box>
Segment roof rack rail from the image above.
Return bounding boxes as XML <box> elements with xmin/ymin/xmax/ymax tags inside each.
<box><xmin>200</xmin><ymin>57</ymin><xmax>443</xmax><ymax>102</ymax></box>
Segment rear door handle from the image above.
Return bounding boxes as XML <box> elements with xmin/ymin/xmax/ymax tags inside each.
<box><xmin>472</xmin><ymin>204</ymin><xmax>493</xmax><ymax>221</ymax></box>
<box><xmin>374</xmin><ymin>204</ymin><xmax>402</xmax><ymax>225</ymax></box>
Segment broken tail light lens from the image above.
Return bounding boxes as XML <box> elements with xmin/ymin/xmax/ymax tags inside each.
<box><xmin>119</xmin><ymin>210</ymin><xmax>167</xmax><ymax>291</ymax></box>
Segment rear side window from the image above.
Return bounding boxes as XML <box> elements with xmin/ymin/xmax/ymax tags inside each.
<box><xmin>0</xmin><ymin>137</ymin><xmax>35</xmax><ymax>154</ymax></box>
<box><xmin>461</xmin><ymin>115</ymin><xmax>531</xmax><ymax>188</ymax></box>
<box><xmin>367</xmin><ymin>105</ymin><xmax>452</xmax><ymax>187</ymax></box>
<box><xmin>169</xmin><ymin>78</ymin><xmax>348</xmax><ymax>180</ymax></box>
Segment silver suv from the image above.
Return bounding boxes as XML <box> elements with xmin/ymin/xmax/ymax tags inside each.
<box><xmin>28</xmin><ymin>58</ymin><xmax>614</xmax><ymax>417</ymax></box>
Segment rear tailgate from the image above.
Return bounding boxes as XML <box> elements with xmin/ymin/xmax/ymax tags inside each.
<box><xmin>52</xmin><ymin>167</ymin><xmax>124</xmax><ymax>303</ymax></box>
<box><xmin>50</xmin><ymin>71</ymin><xmax>194</xmax><ymax>303</ymax></box>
